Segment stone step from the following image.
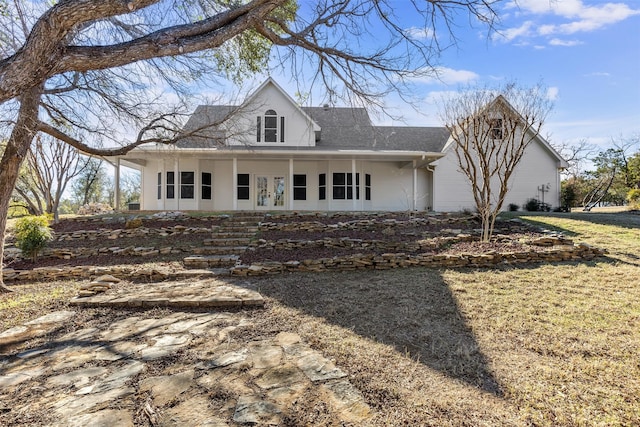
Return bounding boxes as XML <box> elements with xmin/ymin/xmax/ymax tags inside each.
<box><xmin>224</xmin><ymin>218</ymin><xmax>263</xmax><ymax>224</ymax></box>
<box><xmin>226</xmin><ymin>213</ymin><xmax>264</xmax><ymax>220</ymax></box>
<box><xmin>204</xmin><ymin>238</ymin><xmax>251</xmax><ymax>247</ymax></box>
<box><xmin>184</xmin><ymin>255</ymin><xmax>239</xmax><ymax>268</ymax></box>
<box><xmin>192</xmin><ymin>246</ymin><xmax>247</xmax><ymax>256</ymax></box>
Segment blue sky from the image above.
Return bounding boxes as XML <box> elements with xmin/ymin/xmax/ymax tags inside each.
<box><xmin>268</xmin><ymin>0</ymin><xmax>640</xmax><ymax>151</ymax></box>
<box><xmin>388</xmin><ymin>0</ymin><xmax>640</xmax><ymax>148</ymax></box>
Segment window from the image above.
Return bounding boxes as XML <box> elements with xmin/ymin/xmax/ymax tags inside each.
<box><xmin>293</xmin><ymin>174</ymin><xmax>306</xmax><ymax>200</ymax></box>
<box><xmin>237</xmin><ymin>173</ymin><xmax>250</xmax><ymax>200</ymax></box>
<box><xmin>202</xmin><ymin>172</ymin><xmax>212</xmax><ymax>200</ymax></box>
<box><xmin>180</xmin><ymin>172</ymin><xmax>194</xmax><ymax>199</ymax></box>
<box><xmin>264</xmin><ymin>109</ymin><xmax>277</xmax><ymax>142</ymax></box>
<box><xmin>319</xmin><ymin>173</ymin><xmax>326</xmax><ymax>200</ymax></box>
<box><xmin>157</xmin><ymin>172</ymin><xmax>162</xmax><ymax>200</ymax></box>
<box><xmin>256</xmin><ymin>116</ymin><xmax>261</xmax><ymax>142</ymax></box>
<box><xmin>166</xmin><ymin>171</ymin><xmax>175</xmax><ymax>199</ymax></box>
<box><xmin>365</xmin><ymin>174</ymin><xmax>371</xmax><ymax>201</ymax></box>
<box><xmin>257</xmin><ymin>109</ymin><xmax>285</xmax><ymax>143</ymax></box>
<box><xmin>333</xmin><ymin>172</ymin><xmax>360</xmax><ymax>200</ymax></box>
<box><xmin>490</xmin><ymin>118</ymin><xmax>503</xmax><ymax>140</ymax></box>
<box><xmin>280</xmin><ymin>116</ymin><xmax>285</xmax><ymax>143</ymax></box>
<box><xmin>333</xmin><ymin>173</ymin><xmax>345</xmax><ymax>199</ymax></box>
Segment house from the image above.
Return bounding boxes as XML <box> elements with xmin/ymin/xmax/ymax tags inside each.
<box><xmin>114</xmin><ymin>78</ymin><xmax>566</xmax><ymax>212</ymax></box>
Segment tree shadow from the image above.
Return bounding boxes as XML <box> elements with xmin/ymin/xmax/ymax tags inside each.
<box><xmin>255</xmin><ymin>268</ymin><xmax>503</xmax><ymax>396</ymax></box>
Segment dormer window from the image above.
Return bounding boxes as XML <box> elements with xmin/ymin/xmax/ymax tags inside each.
<box><xmin>490</xmin><ymin>118</ymin><xmax>503</xmax><ymax>140</ymax></box>
<box><xmin>257</xmin><ymin>109</ymin><xmax>285</xmax><ymax>143</ymax></box>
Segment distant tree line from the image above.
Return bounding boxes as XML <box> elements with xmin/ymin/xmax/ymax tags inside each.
<box><xmin>559</xmin><ymin>135</ymin><xmax>640</xmax><ymax>210</ymax></box>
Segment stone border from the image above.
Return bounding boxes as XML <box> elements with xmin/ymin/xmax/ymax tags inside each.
<box><xmin>2</xmin><ymin>266</ymin><xmax>216</xmax><ymax>283</ymax></box>
<box><xmin>53</xmin><ymin>225</ymin><xmax>216</xmax><ymax>241</ymax></box>
<box><xmin>3</xmin><ymin>243</ymin><xmax>606</xmax><ymax>283</ymax></box>
<box><xmin>231</xmin><ymin>243</ymin><xmax>606</xmax><ymax>276</ymax></box>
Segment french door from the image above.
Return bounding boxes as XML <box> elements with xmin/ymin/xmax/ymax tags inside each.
<box><xmin>256</xmin><ymin>175</ymin><xmax>286</xmax><ymax>209</ymax></box>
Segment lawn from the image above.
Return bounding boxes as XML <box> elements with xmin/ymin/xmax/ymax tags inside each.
<box><xmin>249</xmin><ymin>212</ymin><xmax>640</xmax><ymax>426</ymax></box>
<box><xmin>1</xmin><ymin>211</ymin><xmax>639</xmax><ymax>425</ymax></box>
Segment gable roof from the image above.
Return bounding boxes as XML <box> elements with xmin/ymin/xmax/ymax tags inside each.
<box><xmin>441</xmin><ymin>94</ymin><xmax>568</xmax><ymax>168</ymax></box>
<box><xmin>176</xmin><ymin>105</ymin><xmax>234</xmax><ymax>148</ymax></box>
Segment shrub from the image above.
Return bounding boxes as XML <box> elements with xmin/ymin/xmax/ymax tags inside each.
<box><xmin>524</xmin><ymin>198</ymin><xmax>551</xmax><ymax>212</ymax></box>
<box><xmin>560</xmin><ymin>182</ymin><xmax>577</xmax><ymax>210</ymax></box>
<box><xmin>125</xmin><ymin>218</ymin><xmax>143</xmax><ymax>229</ymax></box>
<box><xmin>524</xmin><ymin>198</ymin><xmax>540</xmax><ymax>212</ymax></box>
<box><xmin>14</xmin><ymin>215</ymin><xmax>52</xmax><ymax>262</ymax></box>
<box><xmin>628</xmin><ymin>188</ymin><xmax>640</xmax><ymax>208</ymax></box>
<box><xmin>508</xmin><ymin>203</ymin><xmax>519</xmax><ymax>212</ymax></box>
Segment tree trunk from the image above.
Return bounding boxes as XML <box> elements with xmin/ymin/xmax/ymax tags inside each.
<box><xmin>0</xmin><ymin>85</ymin><xmax>42</xmax><ymax>292</ymax></box>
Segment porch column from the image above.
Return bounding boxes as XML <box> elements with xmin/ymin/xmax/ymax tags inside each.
<box><xmin>114</xmin><ymin>158</ymin><xmax>121</xmax><ymax>211</ymax></box>
<box><xmin>139</xmin><ymin>167</ymin><xmax>144</xmax><ymax>210</ymax></box>
<box><xmin>429</xmin><ymin>165</ymin><xmax>436</xmax><ymax>212</ymax></box>
<box><xmin>412</xmin><ymin>160</ymin><xmax>417</xmax><ymax>211</ymax></box>
<box><xmin>175</xmin><ymin>158</ymin><xmax>180</xmax><ymax>211</ymax></box>
<box><xmin>232</xmin><ymin>157</ymin><xmax>238</xmax><ymax>210</ymax></box>
<box><xmin>351</xmin><ymin>159</ymin><xmax>357</xmax><ymax>211</ymax></box>
<box><xmin>289</xmin><ymin>158</ymin><xmax>294</xmax><ymax>210</ymax></box>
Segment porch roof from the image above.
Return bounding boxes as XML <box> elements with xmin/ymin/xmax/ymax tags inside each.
<box><xmin>118</xmin><ymin>146</ymin><xmax>445</xmax><ymax>170</ymax></box>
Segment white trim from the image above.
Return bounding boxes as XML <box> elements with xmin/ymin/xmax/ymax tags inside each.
<box><xmin>352</xmin><ymin>159</ymin><xmax>357</xmax><ymax>211</ymax></box>
<box><xmin>412</xmin><ymin>160</ymin><xmax>417</xmax><ymax>211</ymax></box>
<box><xmin>232</xmin><ymin>157</ymin><xmax>238</xmax><ymax>210</ymax></box>
<box><xmin>114</xmin><ymin>158</ymin><xmax>121</xmax><ymax>211</ymax></box>
<box><xmin>289</xmin><ymin>158</ymin><xmax>294</xmax><ymax>209</ymax></box>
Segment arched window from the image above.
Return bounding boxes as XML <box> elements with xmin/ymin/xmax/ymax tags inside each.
<box><xmin>264</xmin><ymin>109</ymin><xmax>277</xmax><ymax>142</ymax></box>
<box><xmin>256</xmin><ymin>109</ymin><xmax>285</xmax><ymax>143</ymax></box>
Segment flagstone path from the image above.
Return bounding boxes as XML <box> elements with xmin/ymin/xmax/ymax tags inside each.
<box><xmin>0</xmin><ymin>280</ymin><xmax>372</xmax><ymax>426</ymax></box>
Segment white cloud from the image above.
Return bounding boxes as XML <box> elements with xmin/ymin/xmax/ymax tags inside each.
<box><xmin>585</xmin><ymin>72</ymin><xmax>611</xmax><ymax>77</ymax></box>
<box><xmin>498</xmin><ymin>20</ymin><xmax>534</xmax><ymax>42</ymax></box>
<box><xmin>546</xmin><ymin>87</ymin><xmax>560</xmax><ymax>101</ymax></box>
<box><xmin>412</xmin><ymin>67</ymin><xmax>479</xmax><ymax>85</ymax></box>
<box><xmin>549</xmin><ymin>38</ymin><xmax>583</xmax><ymax>47</ymax></box>
<box><xmin>404</xmin><ymin>26</ymin><xmax>434</xmax><ymax>40</ymax></box>
<box><xmin>500</xmin><ymin>0</ymin><xmax>640</xmax><ymax>43</ymax></box>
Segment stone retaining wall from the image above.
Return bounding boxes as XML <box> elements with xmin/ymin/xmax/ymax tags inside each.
<box><xmin>2</xmin><ymin>266</ymin><xmax>213</xmax><ymax>283</ymax></box>
<box><xmin>4</xmin><ymin>243</ymin><xmax>606</xmax><ymax>283</ymax></box>
<box><xmin>250</xmin><ymin>235</ymin><xmax>474</xmax><ymax>252</ymax></box>
<box><xmin>53</xmin><ymin>225</ymin><xmax>215</xmax><ymax>242</ymax></box>
<box><xmin>8</xmin><ymin>234</ymin><xmax>573</xmax><ymax>263</ymax></box>
<box><xmin>231</xmin><ymin>243</ymin><xmax>606</xmax><ymax>276</ymax></box>
<box><xmin>250</xmin><ymin>235</ymin><xmax>574</xmax><ymax>252</ymax></box>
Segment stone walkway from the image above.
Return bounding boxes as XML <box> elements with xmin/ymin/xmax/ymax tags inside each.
<box><xmin>0</xmin><ymin>280</ymin><xmax>372</xmax><ymax>426</ymax></box>
<box><xmin>70</xmin><ymin>277</ymin><xmax>265</xmax><ymax>309</ymax></box>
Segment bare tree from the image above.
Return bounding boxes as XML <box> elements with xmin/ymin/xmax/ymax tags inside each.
<box><xmin>71</xmin><ymin>157</ymin><xmax>109</xmax><ymax>207</ymax></box>
<box><xmin>12</xmin><ymin>134</ymin><xmax>89</xmax><ymax>222</ymax></box>
<box><xmin>553</xmin><ymin>138</ymin><xmax>597</xmax><ymax>179</ymax></box>
<box><xmin>440</xmin><ymin>82</ymin><xmax>553</xmax><ymax>242</ymax></box>
<box><xmin>0</xmin><ymin>0</ymin><xmax>500</xmax><ymax>291</ymax></box>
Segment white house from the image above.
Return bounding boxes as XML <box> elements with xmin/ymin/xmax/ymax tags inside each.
<box><xmin>114</xmin><ymin>78</ymin><xmax>566</xmax><ymax>212</ymax></box>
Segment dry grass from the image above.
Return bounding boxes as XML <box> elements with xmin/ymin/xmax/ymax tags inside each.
<box><xmin>1</xmin><ymin>211</ymin><xmax>639</xmax><ymax>425</ymax></box>
<box><xmin>249</xmin><ymin>212</ymin><xmax>640</xmax><ymax>426</ymax></box>
<box><xmin>0</xmin><ymin>280</ymin><xmax>80</xmax><ymax>331</ymax></box>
